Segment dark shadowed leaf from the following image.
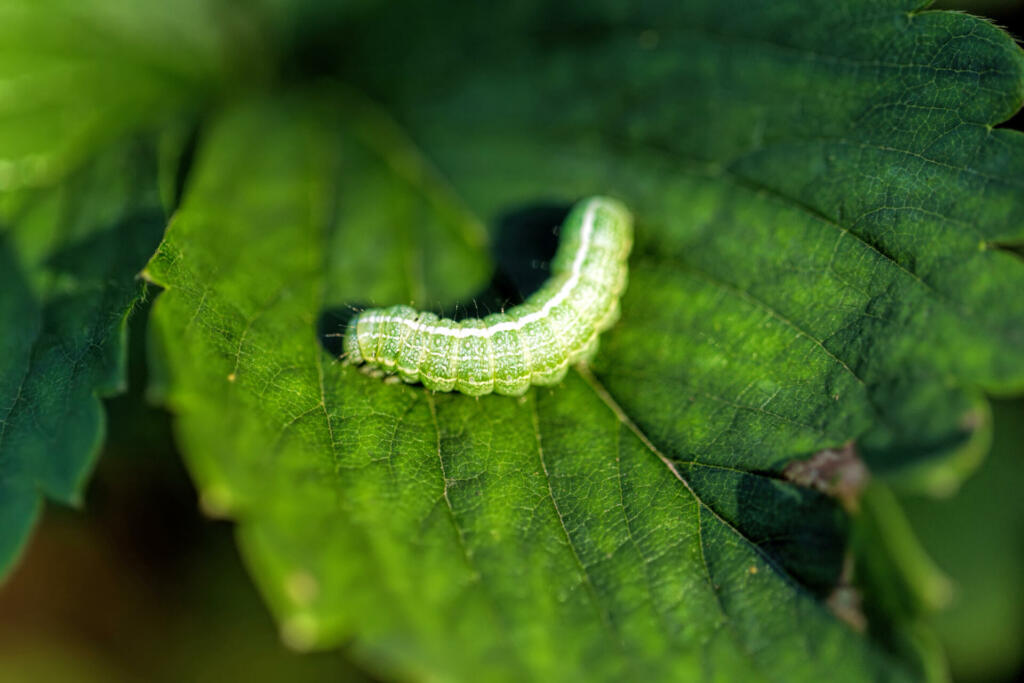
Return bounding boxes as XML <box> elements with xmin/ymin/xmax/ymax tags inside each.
<box><xmin>0</xmin><ymin>144</ymin><xmax>165</xmax><ymax>578</ymax></box>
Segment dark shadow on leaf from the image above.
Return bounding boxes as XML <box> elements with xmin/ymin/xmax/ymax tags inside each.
<box><xmin>987</xmin><ymin>239</ymin><xmax>1024</xmax><ymax>262</ymax></box>
<box><xmin>317</xmin><ymin>305</ymin><xmax>364</xmax><ymax>357</ymax></box>
<box><xmin>682</xmin><ymin>461</ymin><xmax>847</xmax><ymax>598</ymax></box>
<box><xmin>489</xmin><ymin>202</ymin><xmax>567</xmax><ymax>302</ymax></box>
<box><xmin>169</xmin><ymin>122</ymin><xmax>202</xmax><ymax>213</ymax></box>
<box><xmin>737</xmin><ymin>475</ymin><xmax>847</xmax><ymax>597</ymax></box>
<box><xmin>47</xmin><ymin>207</ymin><xmax>167</xmax><ymax>281</ymax></box>
<box><xmin>0</xmin><ymin>230</ymin><xmax>39</xmax><ymax>329</ymax></box>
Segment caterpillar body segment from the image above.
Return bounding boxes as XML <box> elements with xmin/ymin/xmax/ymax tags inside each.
<box><xmin>343</xmin><ymin>196</ymin><xmax>633</xmax><ymax>396</ymax></box>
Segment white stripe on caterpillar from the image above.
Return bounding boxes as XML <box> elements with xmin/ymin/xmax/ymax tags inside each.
<box><xmin>343</xmin><ymin>196</ymin><xmax>632</xmax><ymax>396</ymax></box>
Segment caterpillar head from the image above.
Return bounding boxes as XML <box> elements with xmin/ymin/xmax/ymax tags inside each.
<box><xmin>343</xmin><ymin>317</ymin><xmax>364</xmax><ymax>364</ymax></box>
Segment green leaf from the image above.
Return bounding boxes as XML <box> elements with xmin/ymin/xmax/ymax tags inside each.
<box><xmin>345</xmin><ymin>0</ymin><xmax>1024</xmax><ymax>487</ymax></box>
<box><xmin>146</xmin><ymin>1</ymin><xmax>1024</xmax><ymax>680</ymax></box>
<box><xmin>148</xmin><ymin>96</ymin><xmax>876</xmax><ymax>681</ymax></box>
<box><xmin>0</xmin><ymin>143</ymin><xmax>166</xmax><ymax>578</ymax></box>
<box><xmin>0</xmin><ymin>0</ymin><xmax>265</xmax><ymax>191</ymax></box>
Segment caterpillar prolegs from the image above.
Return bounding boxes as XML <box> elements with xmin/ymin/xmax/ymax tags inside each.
<box><xmin>343</xmin><ymin>196</ymin><xmax>633</xmax><ymax>396</ymax></box>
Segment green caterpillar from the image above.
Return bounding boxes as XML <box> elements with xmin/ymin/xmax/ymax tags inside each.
<box><xmin>343</xmin><ymin>196</ymin><xmax>633</xmax><ymax>396</ymax></box>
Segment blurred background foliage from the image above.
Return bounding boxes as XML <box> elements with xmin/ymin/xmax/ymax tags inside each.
<box><xmin>900</xmin><ymin>399</ymin><xmax>1024</xmax><ymax>683</ymax></box>
<box><xmin>0</xmin><ymin>0</ymin><xmax>1022</xmax><ymax>681</ymax></box>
